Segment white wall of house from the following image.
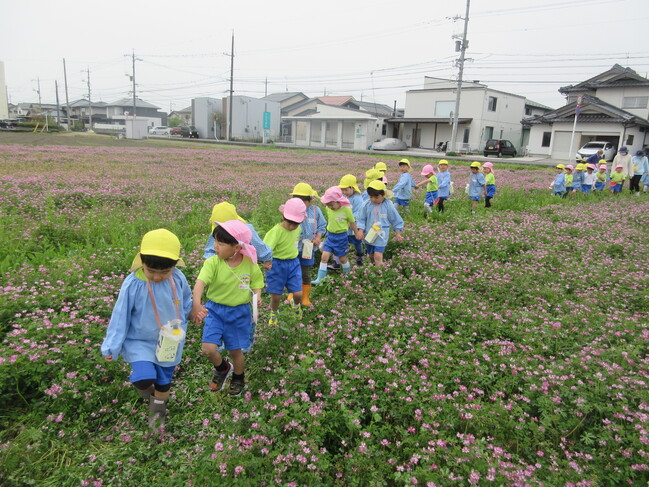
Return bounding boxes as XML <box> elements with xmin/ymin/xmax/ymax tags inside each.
<box><xmin>595</xmin><ymin>86</ymin><xmax>649</xmax><ymax>120</ymax></box>
<box><xmin>192</xmin><ymin>97</ymin><xmax>221</xmax><ymax>139</ymax></box>
<box><xmin>226</xmin><ymin>96</ymin><xmax>280</xmax><ymax>140</ymax></box>
<box><xmin>0</xmin><ymin>61</ymin><xmax>8</xmax><ymax>119</ymax></box>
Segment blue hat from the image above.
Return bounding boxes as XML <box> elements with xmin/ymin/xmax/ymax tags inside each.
<box><xmin>619</xmin><ymin>146</ymin><xmax>628</xmax><ymax>153</ymax></box>
<box><xmin>636</xmin><ymin>150</ymin><xmax>644</xmax><ymax>156</ymax></box>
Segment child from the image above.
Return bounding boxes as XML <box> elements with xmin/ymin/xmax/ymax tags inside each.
<box><xmin>312</xmin><ymin>186</ymin><xmax>363</xmax><ymax>284</ymax></box>
<box><xmin>375</xmin><ymin>162</ymin><xmax>388</xmax><ymax>184</ymax></box>
<box><xmin>609</xmin><ymin>164</ymin><xmax>626</xmax><ymax>194</ymax></box>
<box><xmin>482</xmin><ymin>162</ymin><xmax>496</xmax><ymax>207</ymax></box>
<box><xmin>415</xmin><ymin>164</ymin><xmax>438</xmax><ymax>216</ymax></box>
<box><xmin>631</xmin><ymin>150</ymin><xmax>649</xmax><ymax>195</ymax></box>
<box><xmin>571</xmin><ymin>163</ymin><xmax>585</xmax><ymax>196</ymax></box>
<box><xmin>392</xmin><ymin>158</ymin><xmax>417</xmax><ymax>215</ymax></box>
<box><xmin>436</xmin><ymin>159</ymin><xmax>452</xmax><ymax>212</ymax></box>
<box><xmin>357</xmin><ymin>180</ymin><xmax>404</xmax><ymax>266</ymax></box>
<box><xmin>552</xmin><ymin>164</ymin><xmax>566</xmax><ymax>196</ymax></box>
<box><xmin>467</xmin><ymin>161</ymin><xmax>486</xmax><ymax>214</ymax></box>
<box><xmin>362</xmin><ymin>168</ymin><xmax>383</xmax><ymax>203</ymax></box>
<box><xmin>594</xmin><ymin>162</ymin><xmax>608</xmax><ymax>192</ymax></box>
<box><xmin>262</xmin><ymin>198</ymin><xmax>308</xmax><ymax>325</ymax></box>
<box><xmin>582</xmin><ymin>164</ymin><xmax>597</xmax><ymax>194</ymax></box>
<box><xmin>101</xmin><ymin>229</ymin><xmax>192</xmax><ymax>429</ymax></box>
<box><xmin>203</xmin><ymin>202</ymin><xmax>272</xmax><ymax>270</ymax></box>
<box><xmin>339</xmin><ymin>174</ymin><xmax>366</xmax><ymax>265</ymax></box>
<box><xmin>563</xmin><ymin>165</ymin><xmax>574</xmax><ymax>198</ymax></box>
<box><xmin>191</xmin><ymin>221</ymin><xmax>264</xmax><ymax>397</ymax></box>
<box><xmin>289</xmin><ymin>183</ymin><xmax>326</xmax><ymax>307</ymax></box>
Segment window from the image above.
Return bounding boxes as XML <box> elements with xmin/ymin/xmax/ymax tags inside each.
<box><xmin>463</xmin><ymin>128</ymin><xmax>470</xmax><ymax>144</ymax></box>
<box><xmin>525</xmin><ymin>107</ymin><xmax>532</xmax><ymax>116</ymax></box>
<box><xmin>541</xmin><ymin>132</ymin><xmax>551</xmax><ymax>147</ymax></box>
<box><xmin>381</xmin><ymin>124</ymin><xmax>387</xmax><ymax>136</ymax></box>
<box><xmin>626</xmin><ymin>135</ymin><xmax>634</xmax><ymax>145</ymax></box>
<box><xmin>488</xmin><ymin>96</ymin><xmax>497</xmax><ymax>112</ymax></box>
<box><xmin>622</xmin><ymin>96</ymin><xmax>648</xmax><ymax>109</ymax></box>
<box><xmin>484</xmin><ymin>126</ymin><xmax>494</xmax><ymax>140</ymax></box>
<box><xmin>435</xmin><ymin>101</ymin><xmax>455</xmax><ymax>117</ymax></box>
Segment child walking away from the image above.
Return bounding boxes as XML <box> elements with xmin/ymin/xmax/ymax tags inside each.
<box><xmin>312</xmin><ymin>187</ymin><xmax>363</xmax><ymax>284</ymax></box>
<box><xmin>191</xmin><ymin>221</ymin><xmax>264</xmax><ymax>397</ymax></box>
<box><xmin>101</xmin><ymin>229</ymin><xmax>192</xmax><ymax>429</ymax></box>
<box><xmin>203</xmin><ymin>202</ymin><xmax>272</xmax><ymax>270</ymax></box>
<box><xmin>552</xmin><ymin>164</ymin><xmax>566</xmax><ymax>196</ymax></box>
<box><xmin>563</xmin><ymin>165</ymin><xmax>574</xmax><ymax>198</ymax></box>
<box><xmin>436</xmin><ymin>159</ymin><xmax>451</xmax><ymax>212</ymax></box>
<box><xmin>357</xmin><ymin>181</ymin><xmax>404</xmax><ymax>266</ymax></box>
<box><xmin>594</xmin><ymin>162</ymin><xmax>608</xmax><ymax>192</ymax></box>
<box><xmin>375</xmin><ymin>162</ymin><xmax>388</xmax><ymax>184</ymax></box>
<box><xmin>468</xmin><ymin>162</ymin><xmax>486</xmax><ymax>214</ymax></box>
<box><xmin>392</xmin><ymin>158</ymin><xmax>417</xmax><ymax>216</ymax></box>
<box><xmin>631</xmin><ymin>150</ymin><xmax>649</xmax><ymax>195</ymax></box>
<box><xmin>582</xmin><ymin>164</ymin><xmax>597</xmax><ymax>194</ymax></box>
<box><xmin>571</xmin><ymin>163</ymin><xmax>585</xmax><ymax>196</ymax></box>
<box><xmin>262</xmin><ymin>199</ymin><xmax>308</xmax><ymax>325</ymax></box>
<box><xmin>362</xmin><ymin>168</ymin><xmax>383</xmax><ymax>204</ymax></box>
<box><xmin>339</xmin><ymin>174</ymin><xmax>366</xmax><ymax>265</ymax></box>
<box><xmin>415</xmin><ymin>164</ymin><xmax>438</xmax><ymax>217</ymax></box>
<box><xmin>483</xmin><ymin>162</ymin><xmax>496</xmax><ymax>207</ymax></box>
<box><xmin>288</xmin><ymin>183</ymin><xmax>326</xmax><ymax>307</ymax></box>
<box><xmin>609</xmin><ymin>164</ymin><xmax>626</xmax><ymax>194</ymax></box>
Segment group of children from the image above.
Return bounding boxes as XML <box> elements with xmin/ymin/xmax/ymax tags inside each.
<box><xmin>100</xmin><ymin>157</ymin><xmax>504</xmax><ymax>428</ymax></box>
<box><xmin>551</xmin><ymin>160</ymin><xmax>638</xmax><ymax>196</ymax></box>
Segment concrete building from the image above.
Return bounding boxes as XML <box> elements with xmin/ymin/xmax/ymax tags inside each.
<box><xmin>222</xmin><ymin>95</ymin><xmax>281</xmax><ymax>142</ymax></box>
<box><xmin>191</xmin><ymin>97</ymin><xmax>221</xmax><ymax>139</ymax></box>
<box><xmin>525</xmin><ymin>64</ymin><xmax>649</xmax><ymax>159</ymax></box>
<box><xmin>0</xmin><ymin>61</ymin><xmax>8</xmax><ymax>119</ymax></box>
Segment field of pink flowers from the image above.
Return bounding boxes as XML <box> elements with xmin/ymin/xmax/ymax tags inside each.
<box><xmin>1</xmin><ymin>142</ymin><xmax>648</xmax><ymax>486</ymax></box>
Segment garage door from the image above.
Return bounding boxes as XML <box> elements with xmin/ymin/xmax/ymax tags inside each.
<box><xmin>552</xmin><ymin>131</ymin><xmax>581</xmax><ymax>160</ymax></box>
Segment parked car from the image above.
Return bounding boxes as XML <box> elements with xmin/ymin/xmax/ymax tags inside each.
<box><xmin>179</xmin><ymin>126</ymin><xmax>199</xmax><ymax>138</ymax></box>
<box><xmin>170</xmin><ymin>126</ymin><xmax>182</xmax><ymax>136</ymax></box>
<box><xmin>483</xmin><ymin>139</ymin><xmax>517</xmax><ymax>157</ymax></box>
<box><xmin>149</xmin><ymin>126</ymin><xmax>170</xmax><ymax>135</ymax></box>
<box><xmin>575</xmin><ymin>141</ymin><xmax>616</xmax><ymax>162</ymax></box>
<box><xmin>371</xmin><ymin>138</ymin><xmax>407</xmax><ymax>151</ymax></box>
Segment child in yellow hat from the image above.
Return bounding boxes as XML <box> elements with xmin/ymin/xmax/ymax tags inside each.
<box><xmin>339</xmin><ymin>174</ymin><xmax>365</xmax><ymax>266</ymax></box>
<box><xmin>392</xmin><ymin>158</ymin><xmax>417</xmax><ymax>216</ymax></box>
<box><xmin>552</xmin><ymin>164</ymin><xmax>567</xmax><ymax>196</ymax></box>
<box><xmin>436</xmin><ymin>159</ymin><xmax>452</xmax><ymax>212</ymax></box>
<box><xmin>362</xmin><ymin>168</ymin><xmax>383</xmax><ymax>203</ymax></box>
<box><xmin>375</xmin><ymin>162</ymin><xmax>388</xmax><ymax>184</ymax></box>
<box><xmin>101</xmin><ymin>229</ymin><xmax>192</xmax><ymax>429</ymax></box>
<box><xmin>467</xmin><ymin>162</ymin><xmax>486</xmax><ymax>214</ymax></box>
<box><xmin>204</xmin><ymin>202</ymin><xmax>272</xmax><ymax>270</ymax></box>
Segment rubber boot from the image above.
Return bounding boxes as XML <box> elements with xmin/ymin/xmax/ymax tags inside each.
<box><xmin>301</xmin><ymin>284</ymin><xmax>312</xmax><ymax>307</ymax></box>
<box><xmin>355</xmin><ymin>252</ymin><xmax>364</xmax><ymax>266</ymax></box>
<box><xmin>284</xmin><ymin>293</ymin><xmax>294</xmax><ymax>304</ymax></box>
<box><xmin>148</xmin><ymin>395</ymin><xmax>168</xmax><ymax>430</ymax></box>
<box><xmin>342</xmin><ymin>264</ymin><xmax>352</xmax><ymax>275</ymax></box>
<box><xmin>135</xmin><ymin>384</ymin><xmax>154</xmax><ymax>402</ymax></box>
<box><xmin>311</xmin><ymin>269</ymin><xmax>328</xmax><ymax>285</ymax></box>
<box><xmin>423</xmin><ymin>203</ymin><xmax>432</xmax><ymax>217</ymax></box>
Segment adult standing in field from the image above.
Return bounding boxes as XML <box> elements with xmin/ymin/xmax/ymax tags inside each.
<box><xmin>612</xmin><ymin>147</ymin><xmax>633</xmax><ymax>191</ymax></box>
<box><xmin>630</xmin><ymin>150</ymin><xmax>649</xmax><ymax>195</ymax></box>
<box><xmin>586</xmin><ymin>150</ymin><xmax>604</xmax><ymax>166</ymax></box>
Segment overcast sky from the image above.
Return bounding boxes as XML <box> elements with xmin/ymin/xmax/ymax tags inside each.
<box><xmin>1</xmin><ymin>0</ymin><xmax>646</xmax><ymax>113</ymax></box>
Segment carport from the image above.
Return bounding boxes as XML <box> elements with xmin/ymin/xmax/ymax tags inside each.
<box><xmin>385</xmin><ymin>117</ymin><xmax>472</xmax><ymax>149</ymax></box>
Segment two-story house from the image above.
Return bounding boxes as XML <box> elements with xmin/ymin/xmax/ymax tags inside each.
<box><xmin>524</xmin><ymin>64</ymin><xmax>649</xmax><ymax>160</ymax></box>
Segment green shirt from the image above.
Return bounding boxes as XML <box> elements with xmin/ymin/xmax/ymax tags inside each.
<box><xmin>485</xmin><ymin>173</ymin><xmax>495</xmax><ymax>185</ymax></box>
<box><xmin>326</xmin><ymin>206</ymin><xmax>355</xmax><ymax>233</ymax></box>
<box><xmin>565</xmin><ymin>174</ymin><xmax>573</xmax><ymax>186</ymax></box>
<box><xmin>198</xmin><ymin>256</ymin><xmax>264</xmax><ymax>306</ymax></box>
<box><xmin>426</xmin><ymin>175</ymin><xmax>439</xmax><ymax>192</ymax></box>
<box><xmin>262</xmin><ymin>223</ymin><xmax>301</xmax><ymax>259</ymax></box>
<box><xmin>610</xmin><ymin>171</ymin><xmax>625</xmax><ymax>183</ymax></box>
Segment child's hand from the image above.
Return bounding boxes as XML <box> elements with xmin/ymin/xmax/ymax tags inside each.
<box><xmin>394</xmin><ymin>232</ymin><xmax>404</xmax><ymax>243</ymax></box>
<box><xmin>190</xmin><ymin>304</ymin><xmax>208</xmax><ymax>324</ymax></box>
<box><xmin>313</xmin><ymin>236</ymin><xmax>321</xmax><ymax>247</ymax></box>
<box><xmin>263</xmin><ymin>260</ymin><xmax>272</xmax><ymax>271</ymax></box>
<box><xmin>257</xmin><ymin>294</ymin><xmax>263</xmax><ymax>308</ymax></box>
<box><xmin>355</xmin><ymin>230</ymin><xmax>364</xmax><ymax>241</ymax></box>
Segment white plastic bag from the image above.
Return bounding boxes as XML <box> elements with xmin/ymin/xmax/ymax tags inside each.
<box><xmin>155</xmin><ymin>319</ymin><xmax>185</xmax><ymax>362</ymax></box>
<box><xmin>301</xmin><ymin>239</ymin><xmax>314</xmax><ymax>259</ymax></box>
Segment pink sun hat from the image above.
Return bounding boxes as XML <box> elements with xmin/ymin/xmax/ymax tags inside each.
<box><xmin>215</xmin><ymin>220</ymin><xmax>257</xmax><ymax>263</ymax></box>
<box><xmin>421</xmin><ymin>164</ymin><xmax>435</xmax><ymax>176</ymax></box>
<box><xmin>483</xmin><ymin>162</ymin><xmax>494</xmax><ymax>170</ymax></box>
<box><xmin>279</xmin><ymin>198</ymin><xmax>307</xmax><ymax>223</ymax></box>
<box><xmin>565</xmin><ymin>164</ymin><xmax>574</xmax><ymax>171</ymax></box>
<box><xmin>320</xmin><ymin>186</ymin><xmax>350</xmax><ymax>207</ymax></box>
<box><xmin>615</xmin><ymin>164</ymin><xmax>624</xmax><ymax>169</ymax></box>
<box><xmin>587</xmin><ymin>164</ymin><xmax>596</xmax><ymax>170</ymax></box>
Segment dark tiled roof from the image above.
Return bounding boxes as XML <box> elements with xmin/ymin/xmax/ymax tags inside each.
<box><xmin>560</xmin><ymin>64</ymin><xmax>649</xmax><ymax>93</ymax></box>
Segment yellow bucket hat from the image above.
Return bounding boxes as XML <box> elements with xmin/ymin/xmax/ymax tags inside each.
<box><xmin>210</xmin><ymin>202</ymin><xmax>246</xmax><ymax>232</ymax></box>
<box><xmin>438</xmin><ymin>159</ymin><xmax>449</xmax><ymax>165</ymax></box>
<box><xmin>364</xmin><ymin>168</ymin><xmax>382</xmax><ymax>188</ymax></box>
<box><xmin>368</xmin><ymin>180</ymin><xmax>387</xmax><ymax>191</ymax></box>
<box><xmin>130</xmin><ymin>229</ymin><xmax>185</xmax><ymax>271</ymax></box>
<box><xmin>555</xmin><ymin>164</ymin><xmax>565</xmax><ymax>169</ymax></box>
<box><xmin>399</xmin><ymin>158</ymin><xmax>411</xmax><ymax>167</ymax></box>
<box><xmin>290</xmin><ymin>182</ymin><xmax>319</xmax><ymax>198</ymax></box>
<box><xmin>338</xmin><ymin>174</ymin><xmax>361</xmax><ymax>193</ymax></box>
<box><xmin>375</xmin><ymin>161</ymin><xmax>387</xmax><ymax>172</ymax></box>
<box><xmin>470</xmin><ymin>161</ymin><xmax>481</xmax><ymax>168</ymax></box>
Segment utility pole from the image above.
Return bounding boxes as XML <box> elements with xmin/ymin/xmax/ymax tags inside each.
<box><xmin>450</xmin><ymin>0</ymin><xmax>470</xmax><ymax>153</ymax></box>
<box><xmin>225</xmin><ymin>31</ymin><xmax>235</xmax><ymax>141</ymax></box>
<box><xmin>63</xmin><ymin>58</ymin><xmax>71</xmax><ymax>130</ymax></box>
<box><xmin>132</xmin><ymin>50</ymin><xmax>137</xmax><ymax>132</ymax></box>
<box><xmin>85</xmin><ymin>67</ymin><xmax>92</xmax><ymax>130</ymax></box>
<box><xmin>36</xmin><ymin>77</ymin><xmax>42</xmax><ymax>112</ymax></box>
<box><xmin>55</xmin><ymin>80</ymin><xmax>61</xmax><ymax>127</ymax></box>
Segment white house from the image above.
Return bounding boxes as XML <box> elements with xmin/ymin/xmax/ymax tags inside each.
<box><xmin>386</xmin><ymin>77</ymin><xmax>530</xmax><ymax>152</ymax></box>
<box><xmin>221</xmin><ymin>95</ymin><xmax>281</xmax><ymax>141</ymax></box>
<box><xmin>525</xmin><ymin>64</ymin><xmax>649</xmax><ymax>159</ymax></box>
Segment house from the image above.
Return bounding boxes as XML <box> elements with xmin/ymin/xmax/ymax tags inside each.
<box><xmin>262</xmin><ymin>92</ymin><xmax>309</xmax><ymax>141</ymax></box>
<box><xmin>525</xmin><ymin>64</ymin><xmax>649</xmax><ymax>159</ymax></box>
<box><xmin>221</xmin><ymin>95</ymin><xmax>281</xmax><ymax>141</ymax></box>
<box><xmin>68</xmin><ymin>99</ymin><xmax>108</xmax><ymax>126</ymax></box>
<box><xmin>105</xmin><ymin>97</ymin><xmax>166</xmax><ymax>128</ymax></box>
<box><xmin>385</xmin><ymin>77</ymin><xmax>530</xmax><ymax>152</ymax></box>
<box><xmin>169</xmin><ymin>106</ymin><xmax>192</xmax><ymax>125</ymax></box>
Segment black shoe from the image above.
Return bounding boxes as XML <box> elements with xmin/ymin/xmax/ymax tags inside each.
<box><xmin>327</xmin><ymin>263</ymin><xmax>341</xmax><ymax>271</ymax></box>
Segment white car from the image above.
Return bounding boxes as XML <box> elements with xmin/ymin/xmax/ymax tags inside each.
<box><xmin>371</xmin><ymin>138</ymin><xmax>408</xmax><ymax>151</ymax></box>
<box><xmin>576</xmin><ymin>141</ymin><xmax>616</xmax><ymax>162</ymax></box>
<box><xmin>149</xmin><ymin>126</ymin><xmax>170</xmax><ymax>136</ymax></box>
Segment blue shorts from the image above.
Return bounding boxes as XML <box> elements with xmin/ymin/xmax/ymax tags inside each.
<box><xmin>612</xmin><ymin>183</ymin><xmax>622</xmax><ymax>193</ymax></box>
<box><xmin>470</xmin><ymin>195</ymin><xmax>481</xmax><ymax>201</ymax></box>
<box><xmin>323</xmin><ymin>231</ymin><xmax>349</xmax><ymax>257</ymax></box>
<box><xmin>594</xmin><ymin>182</ymin><xmax>606</xmax><ymax>191</ymax></box>
<box><xmin>366</xmin><ymin>244</ymin><xmax>386</xmax><ymax>254</ymax></box>
<box><xmin>581</xmin><ymin>184</ymin><xmax>592</xmax><ymax>194</ymax></box>
<box><xmin>394</xmin><ymin>198</ymin><xmax>410</xmax><ymax>206</ymax></box>
<box><xmin>298</xmin><ymin>255</ymin><xmax>314</xmax><ymax>267</ymax></box>
<box><xmin>203</xmin><ymin>301</ymin><xmax>252</xmax><ymax>351</ymax></box>
<box><xmin>266</xmin><ymin>257</ymin><xmax>302</xmax><ymax>294</ymax></box>
<box><xmin>348</xmin><ymin>234</ymin><xmax>364</xmax><ymax>253</ymax></box>
<box><xmin>130</xmin><ymin>361</ymin><xmax>175</xmax><ymax>386</ymax></box>
<box><xmin>425</xmin><ymin>191</ymin><xmax>438</xmax><ymax>205</ymax></box>
<box><xmin>486</xmin><ymin>185</ymin><xmax>496</xmax><ymax>198</ymax></box>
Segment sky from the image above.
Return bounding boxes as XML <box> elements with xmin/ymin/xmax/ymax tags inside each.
<box><xmin>1</xmin><ymin>0</ymin><xmax>647</xmax><ymax>113</ymax></box>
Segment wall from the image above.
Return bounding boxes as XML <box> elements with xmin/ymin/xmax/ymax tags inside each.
<box><xmin>228</xmin><ymin>96</ymin><xmax>280</xmax><ymax>141</ymax></box>
<box><xmin>595</xmin><ymin>86</ymin><xmax>649</xmax><ymax>119</ymax></box>
<box><xmin>192</xmin><ymin>97</ymin><xmax>221</xmax><ymax>139</ymax></box>
<box><xmin>0</xmin><ymin>61</ymin><xmax>8</xmax><ymax>119</ymax></box>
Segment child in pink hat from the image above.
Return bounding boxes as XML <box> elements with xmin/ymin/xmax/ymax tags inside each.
<box><xmin>563</xmin><ymin>165</ymin><xmax>574</xmax><ymax>198</ymax></box>
<box><xmin>262</xmin><ymin>198</ymin><xmax>307</xmax><ymax>325</ymax></box>
<box><xmin>582</xmin><ymin>164</ymin><xmax>597</xmax><ymax>195</ymax></box>
<box><xmin>482</xmin><ymin>162</ymin><xmax>496</xmax><ymax>207</ymax></box>
<box><xmin>190</xmin><ymin>220</ymin><xmax>265</xmax><ymax>397</ymax></box>
<box><xmin>414</xmin><ymin>164</ymin><xmax>439</xmax><ymax>216</ymax></box>
<box><xmin>312</xmin><ymin>186</ymin><xmax>363</xmax><ymax>284</ymax></box>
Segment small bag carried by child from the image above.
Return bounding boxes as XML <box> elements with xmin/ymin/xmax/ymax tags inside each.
<box><xmin>156</xmin><ymin>319</ymin><xmax>185</xmax><ymax>362</ymax></box>
<box><xmin>301</xmin><ymin>239</ymin><xmax>314</xmax><ymax>259</ymax></box>
<box><xmin>365</xmin><ymin>224</ymin><xmax>382</xmax><ymax>244</ymax></box>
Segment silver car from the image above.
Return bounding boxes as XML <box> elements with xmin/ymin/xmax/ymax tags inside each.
<box><xmin>576</xmin><ymin>141</ymin><xmax>615</xmax><ymax>162</ymax></box>
<box><xmin>149</xmin><ymin>126</ymin><xmax>170</xmax><ymax>136</ymax></box>
<box><xmin>371</xmin><ymin>138</ymin><xmax>407</xmax><ymax>151</ymax></box>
